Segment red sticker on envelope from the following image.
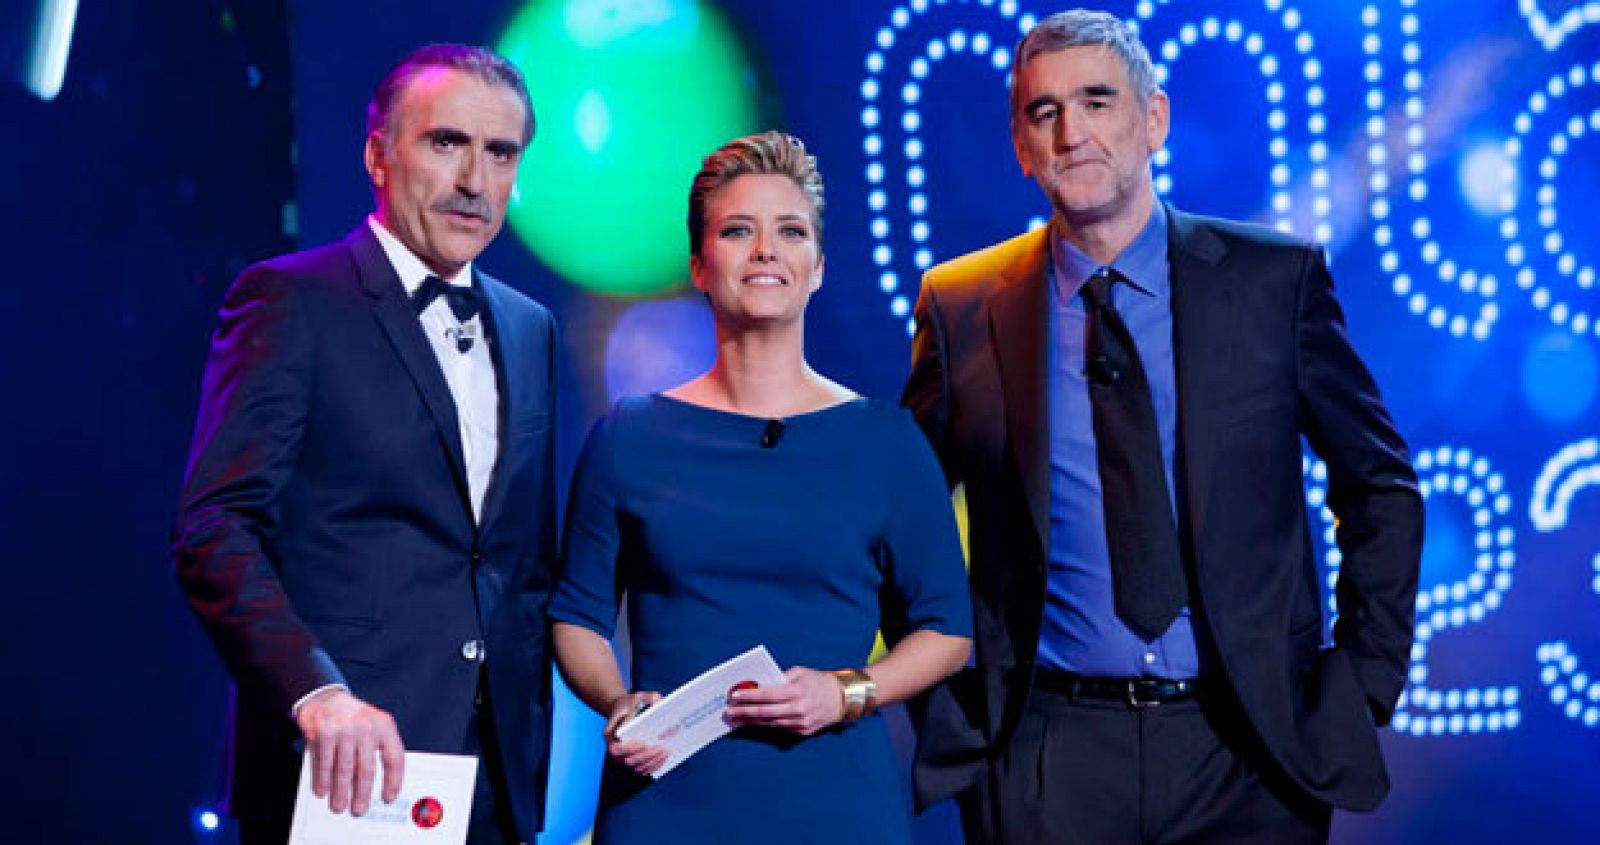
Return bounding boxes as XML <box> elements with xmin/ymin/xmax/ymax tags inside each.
<box><xmin>412</xmin><ymin>797</ymin><xmax>444</xmax><ymax>829</ymax></box>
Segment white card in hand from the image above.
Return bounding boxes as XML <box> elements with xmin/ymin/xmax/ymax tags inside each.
<box><xmin>287</xmin><ymin>750</ymin><xmax>477</xmax><ymax>845</ymax></box>
<box><xmin>614</xmin><ymin>644</ymin><xmax>786</xmax><ymax>778</ymax></box>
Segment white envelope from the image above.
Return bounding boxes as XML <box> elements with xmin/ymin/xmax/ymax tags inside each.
<box><xmin>615</xmin><ymin>644</ymin><xmax>787</xmax><ymax>778</ymax></box>
<box><xmin>288</xmin><ymin>750</ymin><xmax>477</xmax><ymax>845</ymax></box>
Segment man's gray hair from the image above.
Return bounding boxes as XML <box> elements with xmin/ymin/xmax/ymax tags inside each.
<box><xmin>1009</xmin><ymin>9</ymin><xmax>1159</xmax><ymax>114</ymax></box>
<box><xmin>367</xmin><ymin>44</ymin><xmax>535</xmax><ymax>146</ymax></box>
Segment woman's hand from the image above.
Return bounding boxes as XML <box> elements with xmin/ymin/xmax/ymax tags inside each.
<box><xmin>603</xmin><ymin>691</ymin><xmax>667</xmax><ymax>776</ymax></box>
<box><xmin>724</xmin><ymin>667</ymin><xmax>845</xmax><ymax>736</ymax></box>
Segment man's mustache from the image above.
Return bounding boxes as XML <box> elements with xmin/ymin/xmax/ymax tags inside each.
<box><xmin>433</xmin><ymin>196</ymin><xmax>493</xmax><ymax>219</ymax></box>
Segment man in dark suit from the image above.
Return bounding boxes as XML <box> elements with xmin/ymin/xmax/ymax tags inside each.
<box><xmin>903</xmin><ymin>9</ymin><xmax>1424</xmax><ymax>843</ymax></box>
<box><xmin>173</xmin><ymin>45</ymin><xmax>556</xmax><ymax>845</ymax></box>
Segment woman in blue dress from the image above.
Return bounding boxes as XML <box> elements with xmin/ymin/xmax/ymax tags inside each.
<box><xmin>549</xmin><ymin>131</ymin><xmax>973</xmax><ymax>844</ymax></box>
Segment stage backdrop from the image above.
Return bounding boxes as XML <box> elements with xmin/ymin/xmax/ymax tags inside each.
<box><xmin>0</xmin><ymin>1</ymin><xmax>295</xmax><ymax>843</ymax></box>
<box><xmin>2</xmin><ymin>0</ymin><xmax>1595</xmax><ymax>842</ymax></box>
<box><xmin>283</xmin><ymin>2</ymin><xmax>1600</xmax><ymax>842</ymax></box>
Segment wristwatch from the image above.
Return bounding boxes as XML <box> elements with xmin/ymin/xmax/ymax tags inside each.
<box><xmin>832</xmin><ymin>668</ymin><xmax>877</xmax><ymax>721</ymax></box>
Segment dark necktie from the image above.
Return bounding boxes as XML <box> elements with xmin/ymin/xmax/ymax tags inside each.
<box><xmin>1081</xmin><ymin>267</ymin><xmax>1188</xmax><ymax>641</ymax></box>
<box><xmin>412</xmin><ymin>275</ymin><xmax>482</xmax><ymax>323</ymax></box>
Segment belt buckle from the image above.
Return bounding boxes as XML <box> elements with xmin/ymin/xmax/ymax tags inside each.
<box><xmin>1127</xmin><ymin>681</ymin><xmax>1162</xmax><ymax>709</ymax></box>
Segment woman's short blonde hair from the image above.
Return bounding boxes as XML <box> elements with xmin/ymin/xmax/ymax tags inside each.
<box><xmin>687</xmin><ymin>131</ymin><xmax>824</xmax><ymax>256</ymax></box>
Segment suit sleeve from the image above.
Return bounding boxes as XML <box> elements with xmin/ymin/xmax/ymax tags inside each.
<box><xmin>521</xmin><ymin>307</ymin><xmax>561</xmax><ymax>635</ymax></box>
<box><xmin>171</xmin><ymin>268</ymin><xmax>344</xmax><ymax>716</ymax></box>
<box><xmin>902</xmin><ymin>278</ymin><xmax>959</xmax><ymax>488</ymax></box>
<box><xmin>900</xmin><ymin>277</ymin><xmax>991</xmax><ymax>810</ymax></box>
<box><xmin>508</xmin><ymin>304</ymin><xmax>560</xmax><ymax>709</ymax></box>
<box><xmin>1295</xmin><ymin>247</ymin><xmax>1424</xmax><ymax>725</ymax></box>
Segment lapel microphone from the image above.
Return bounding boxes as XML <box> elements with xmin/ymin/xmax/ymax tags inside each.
<box><xmin>445</xmin><ymin>321</ymin><xmax>480</xmax><ymax>353</ymax></box>
<box><xmin>760</xmin><ymin>419</ymin><xmax>786</xmax><ymax>449</ymax></box>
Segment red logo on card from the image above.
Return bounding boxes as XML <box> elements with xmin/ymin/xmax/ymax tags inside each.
<box><xmin>411</xmin><ymin>797</ymin><xmax>444</xmax><ymax>829</ymax></box>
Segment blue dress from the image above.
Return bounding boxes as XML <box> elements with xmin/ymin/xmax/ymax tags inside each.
<box><xmin>549</xmin><ymin>394</ymin><xmax>971</xmax><ymax>844</ymax></box>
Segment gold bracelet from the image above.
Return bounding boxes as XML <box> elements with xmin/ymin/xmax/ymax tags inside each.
<box><xmin>832</xmin><ymin>668</ymin><xmax>877</xmax><ymax>721</ymax></box>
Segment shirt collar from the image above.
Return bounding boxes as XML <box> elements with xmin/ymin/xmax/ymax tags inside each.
<box><xmin>366</xmin><ymin>215</ymin><xmax>474</xmax><ymax>296</ymax></box>
<box><xmin>1049</xmin><ymin>197</ymin><xmax>1169</xmax><ymax>304</ymax></box>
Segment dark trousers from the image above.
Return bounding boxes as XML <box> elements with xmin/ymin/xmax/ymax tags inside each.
<box><xmin>961</xmin><ymin>686</ymin><xmax>1331</xmax><ymax>845</ymax></box>
<box><xmin>240</xmin><ymin>680</ymin><xmax>519</xmax><ymax>845</ymax></box>
<box><xmin>462</xmin><ymin>679</ymin><xmax>522</xmax><ymax>845</ymax></box>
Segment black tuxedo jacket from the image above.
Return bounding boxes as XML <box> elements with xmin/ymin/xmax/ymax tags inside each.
<box><xmin>903</xmin><ymin>207</ymin><xmax>1423</xmax><ymax>812</ymax></box>
<box><xmin>173</xmin><ymin>224</ymin><xmax>557</xmax><ymax>838</ymax></box>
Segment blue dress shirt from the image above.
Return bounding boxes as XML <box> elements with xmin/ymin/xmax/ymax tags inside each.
<box><xmin>1037</xmin><ymin>201</ymin><xmax>1200</xmax><ymax>679</ymax></box>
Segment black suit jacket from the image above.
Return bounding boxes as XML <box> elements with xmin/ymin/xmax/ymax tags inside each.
<box><xmin>903</xmin><ymin>207</ymin><xmax>1423</xmax><ymax>812</ymax></box>
<box><xmin>173</xmin><ymin>224</ymin><xmax>557</xmax><ymax>838</ymax></box>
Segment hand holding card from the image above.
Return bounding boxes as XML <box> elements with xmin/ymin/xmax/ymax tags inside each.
<box><xmin>613</xmin><ymin>645</ymin><xmax>786</xmax><ymax>778</ymax></box>
<box><xmin>288</xmin><ymin>751</ymin><xmax>477</xmax><ymax>845</ymax></box>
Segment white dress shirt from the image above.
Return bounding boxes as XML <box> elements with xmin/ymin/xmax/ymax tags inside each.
<box><xmin>367</xmin><ymin>215</ymin><xmax>500</xmax><ymax>521</ymax></box>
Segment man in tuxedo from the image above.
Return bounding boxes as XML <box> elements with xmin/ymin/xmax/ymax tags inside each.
<box><xmin>904</xmin><ymin>9</ymin><xmax>1424</xmax><ymax>843</ymax></box>
<box><xmin>173</xmin><ymin>44</ymin><xmax>557</xmax><ymax>845</ymax></box>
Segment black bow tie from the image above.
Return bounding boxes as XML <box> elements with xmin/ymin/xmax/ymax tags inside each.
<box><xmin>412</xmin><ymin>275</ymin><xmax>482</xmax><ymax>323</ymax></box>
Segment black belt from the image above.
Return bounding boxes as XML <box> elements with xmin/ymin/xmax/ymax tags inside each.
<box><xmin>1033</xmin><ymin>669</ymin><xmax>1198</xmax><ymax>708</ymax></box>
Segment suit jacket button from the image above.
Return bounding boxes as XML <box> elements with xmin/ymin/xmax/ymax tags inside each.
<box><xmin>461</xmin><ymin>639</ymin><xmax>482</xmax><ymax>661</ymax></box>
<box><xmin>471</xmin><ymin>552</ymin><xmax>484</xmax><ymax>567</ymax></box>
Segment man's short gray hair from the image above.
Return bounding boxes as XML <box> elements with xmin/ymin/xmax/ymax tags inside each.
<box><xmin>1009</xmin><ymin>9</ymin><xmax>1159</xmax><ymax>114</ymax></box>
<box><xmin>367</xmin><ymin>44</ymin><xmax>535</xmax><ymax>146</ymax></box>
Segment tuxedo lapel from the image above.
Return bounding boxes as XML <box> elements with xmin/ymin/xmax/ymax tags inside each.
<box><xmin>987</xmin><ymin>229</ymin><xmax>1052</xmax><ymax>554</ymax></box>
<box><xmin>475</xmin><ymin>274</ymin><xmax>521</xmax><ymax>528</ymax></box>
<box><xmin>1167</xmin><ymin>208</ymin><xmax>1238</xmax><ymax>551</ymax></box>
<box><xmin>345</xmin><ymin>226</ymin><xmax>473</xmax><ymax>513</ymax></box>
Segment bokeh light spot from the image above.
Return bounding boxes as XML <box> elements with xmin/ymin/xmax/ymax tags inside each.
<box><xmin>574</xmin><ymin>90</ymin><xmax>612</xmax><ymax>153</ymax></box>
<box><xmin>605</xmin><ymin>296</ymin><xmax>717</xmax><ymax>401</ymax></box>
<box><xmin>1523</xmin><ymin>329</ymin><xmax>1598</xmax><ymax>423</ymax></box>
<box><xmin>1459</xmin><ymin>139</ymin><xmax>1515</xmax><ymax>217</ymax></box>
<box><xmin>500</xmin><ymin>0</ymin><xmax>762</xmax><ymax>296</ymax></box>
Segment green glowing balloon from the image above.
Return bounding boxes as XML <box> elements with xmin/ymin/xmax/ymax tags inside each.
<box><xmin>499</xmin><ymin>0</ymin><xmax>762</xmax><ymax>296</ymax></box>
